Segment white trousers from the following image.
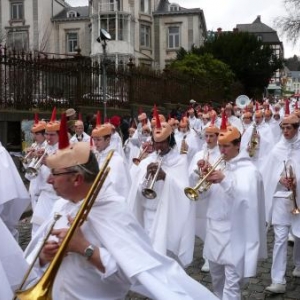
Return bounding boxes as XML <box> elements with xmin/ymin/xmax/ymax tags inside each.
<box><xmin>271</xmin><ymin>225</ymin><xmax>300</xmax><ymax>284</ymax></box>
<box><xmin>209</xmin><ymin>261</ymin><xmax>242</xmax><ymax>300</ymax></box>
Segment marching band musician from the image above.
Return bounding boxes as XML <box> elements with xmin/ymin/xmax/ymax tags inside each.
<box><xmin>127</xmin><ymin>113</ymin><xmax>195</xmax><ymax>268</ymax></box>
<box><xmin>30</xmin><ymin>107</ymin><xmax>60</xmax><ymax>237</ymax></box>
<box><xmin>187</xmin><ymin>106</ymin><xmax>202</xmax><ymax>132</ymax></box>
<box><xmin>240</xmin><ymin>106</ymin><xmax>275</xmax><ymax>172</ymax></box>
<box><xmin>224</xmin><ymin>103</ymin><xmax>244</xmax><ymax>134</ymax></box>
<box><xmin>69</xmin><ymin>120</ymin><xmax>90</xmax><ymax>143</ymax></box>
<box><xmin>261</xmin><ymin>113</ymin><xmax>300</xmax><ymax>294</ymax></box>
<box><xmin>25</xmin><ymin>114</ymin><xmax>48</xmax><ymax>210</ymax></box>
<box><xmin>199</xmin><ymin>124</ymin><xmax>267</xmax><ymax>300</ymax></box>
<box><xmin>24</xmin><ymin>113</ymin><xmax>218</xmax><ymax>300</ymax></box>
<box><xmin>123</xmin><ymin>127</ymin><xmax>140</xmax><ymax>168</ymax></box>
<box><xmin>91</xmin><ymin>113</ymin><xmax>131</xmax><ymax>199</ymax></box>
<box><xmin>188</xmin><ymin>116</ymin><xmax>221</xmax><ymax>273</ymax></box>
<box><xmin>241</xmin><ymin>108</ymin><xmax>253</xmax><ymax>133</ymax></box>
<box><xmin>175</xmin><ymin>116</ymin><xmax>201</xmax><ymax>160</ymax></box>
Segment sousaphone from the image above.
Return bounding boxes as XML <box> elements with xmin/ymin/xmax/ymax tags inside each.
<box><xmin>235</xmin><ymin>95</ymin><xmax>251</xmax><ymax>109</ymax></box>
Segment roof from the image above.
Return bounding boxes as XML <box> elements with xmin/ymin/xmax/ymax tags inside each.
<box><xmin>236</xmin><ymin>15</ymin><xmax>281</xmax><ymax>44</ymax></box>
<box><xmin>52</xmin><ymin>6</ymin><xmax>89</xmax><ymax>21</ymax></box>
<box><xmin>154</xmin><ymin>0</ymin><xmax>202</xmax><ymax>16</ymax></box>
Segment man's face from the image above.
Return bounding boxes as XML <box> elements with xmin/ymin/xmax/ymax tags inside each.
<box><xmin>153</xmin><ymin>139</ymin><xmax>170</xmax><ymax>155</ymax></box>
<box><xmin>264</xmin><ymin>115</ymin><xmax>272</xmax><ymax>122</ymax></box>
<box><xmin>281</xmin><ymin>124</ymin><xmax>298</xmax><ymax>140</ymax></box>
<box><xmin>255</xmin><ymin>115</ymin><xmax>263</xmax><ymax>125</ymax></box>
<box><xmin>202</xmin><ymin>117</ymin><xmax>210</xmax><ymax>125</ymax></box>
<box><xmin>273</xmin><ymin>114</ymin><xmax>280</xmax><ymax>121</ymax></box>
<box><xmin>75</xmin><ymin>124</ymin><xmax>84</xmax><ymax>135</ymax></box>
<box><xmin>179</xmin><ymin>126</ymin><xmax>188</xmax><ymax>133</ymax></box>
<box><xmin>47</xmin><ymin>168</ymin><xmax>78</xmax><ymax>200</ymax></box>
<box><xmin>225</xmin><ymin>109</ymin><xmax>232</xmax><ymax>117</ymax></box>
<box><xmin>32</xmin><ymin>132</ymin><xmax>45</xmax><ymax>144</ymax></box>
<box><xmin>243</xmin><ymin>116</ymin><xmax>252</xmax><ymax>125</ymax></box>
<box><xmin>219</xmin><ymin>142</ymin><xmax>240</xmax><ymax>161</ymax></box>
<box><xmin>93</xmin><ymin>136</ymin><xmax>110</xmax><ymax>152</ymax></box>
<box><xmin>205</xmin><ymin>133</ymin><xmax>218</xmax><ymax>149</ymax></box>
<box><xmin>45</xmin><ymin>131</ymin><xmax>59</xmax><ymax>146</ymax></box>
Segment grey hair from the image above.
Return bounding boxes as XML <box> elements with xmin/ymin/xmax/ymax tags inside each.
<box><xmin>66</xmin><ymin>151</ymin><xmax>99</xmax><ymax>183</ymax></box>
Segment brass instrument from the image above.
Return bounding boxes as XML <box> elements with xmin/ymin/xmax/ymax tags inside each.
<box><xmin>142</xmin><ymin>151</ymin><xmax>163</xmax><ymax>199</ymax></box>
<box><xmin>180</xmin><ymin>134</ymin><xmax>188</xmax><ymax>154</ymax></box>
<box><xmin>132</xmin><ymin>143</ymin><xmax>149</xmax><ymax>165</ymax></box>
<box><xmin>14</xmin><ymin>150</ymin><xmax>114</xmax><ymax>300</ymax></box>
<box><xmin>248</xmin><ymin>124</ymin><xmax>259</xmax><ymax>158</ymax></box>
<box><xmin>284</xmin><ymin>161</ymin><xmax>300</xmax><ymax>215</ymax></box>
<box><xmin>184</xmin><ymin>156</ymin><xmax>224</xmax><ymax>201</ymax></box>
<box><xmin>13</xmin><ymin>213</ymin><xmax>62</xmax><ymax>300</ymax></box>
<box><xmin>25</xmin><ymin>144</ymin><xmax>50</xmax><ymax>178</ymax></box>
<box><xmin>122</xmin><ymin>138</ymin><xmax>130</xmax><ymax>153</ymax></box>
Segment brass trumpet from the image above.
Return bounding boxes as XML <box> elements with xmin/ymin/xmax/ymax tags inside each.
<box><xmin>248</xmin><ymin>124</ymin><xmax>259</xmax><ymax>157</ymax></box>
<box><xmin>25</xmin><ymin>145</ymin><xmax>49</xmax><ymax>178</ymax></box>
<box><xmin>284</xmin><ymin>161</ymin><xmax>300</xmax><ymax>215</ymax></box>
<box><xmin>132</xmin><ymin>143</ymin><xmax>150</xmax><ymax>165</ymax></box>
<box><xmin>14</xmin><ymin>150</ymin><xmax>114</xmax><ymax>300</ymax></box>
<box><xmin>184</xmin><ymin>156</ymin><xmax>224</xmax><ymax>201</ymax></box>
<box><xmin>180</xmin><ymin>134</ymin><xmax>188</xmax><ymax>154</ymax></box>
<box><xmin>142</xmin><ymin>150</ymin><xmax>163</xmax><ymax>199</ymax></box>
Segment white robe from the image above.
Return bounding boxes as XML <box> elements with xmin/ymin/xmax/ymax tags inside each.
<box><xmin>260</xmin><ymin>133</ymin><xmax>300</xmax><ymax>237</ymax></box>
<box><xmin>69</xmin><ymin>132</ymin><xmax>91</xmax><ymax>143</ymax></box>
<box><xmin>0</xmin><ymin>217</ymin><xmax>36</xmax><ymax>299</ymax></box>
<box><xmin>95</xmin><ymin>145</ymin><xmax>131</xmax><ymax>199</ymax></box>
<box><xmin>25</xmin><ymin>182</ymin><xmax>217</xmax><ymax>300</ymax></box>
<box><xmin>0</xmin><ymin>142</ymin><xmax>30</xmax><ymax>238</ymax></box>
<box><xmin>203</xmin><ymin>151</ymin><xmax>267</xmax><ymax>278</ymax></box>
<box><xmin>188</xmin><ymin>145</ymin><xmax>221</xmax><ymax>241</ymax></box>
<box><xmin>127</xmin><ymin>149</ymin><xmax>195</xmax><ymax>267</ymax></box>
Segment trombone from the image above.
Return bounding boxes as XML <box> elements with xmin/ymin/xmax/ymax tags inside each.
<box><xmin>184</xmin><ymin>156</ymin><xmax>224</xmax><ymax>201</ymax></box>
<box><xmin>142</xmin><ymin>150</ymin><xmax>163</xmax><ymax>199</ymax></box>
<box><xmin>14</xmin><ymin>150</ymin><xmax>114</xmax><ymax>300</ymax></box>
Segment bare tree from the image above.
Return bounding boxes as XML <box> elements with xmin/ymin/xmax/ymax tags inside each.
<box><xmin>275</xmin><ymin>0</ymin><xmax>300</xmax><ymax>45</ymax></box>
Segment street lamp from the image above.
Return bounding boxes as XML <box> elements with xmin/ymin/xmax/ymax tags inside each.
<box><xmin>97</xmin><ymin>29</ymin><xmax>111</xmax><ymax>121</ymax></box>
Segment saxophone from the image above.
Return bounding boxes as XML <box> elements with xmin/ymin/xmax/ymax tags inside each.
<box><xmin>180</xmin><ymin>134</ymin><xmax>188</xmax><ymax>154</ymax></box>
<box><xmin>248</xmin><ymin>124</ymin><xmax>259</xmax><ymax>158</ymax></box>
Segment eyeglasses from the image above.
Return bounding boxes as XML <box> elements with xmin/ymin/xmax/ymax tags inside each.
<box><xmin>51</xmin><ymin>171</ymin><xmax>78</xmax><ymax>176</ymax></box>
<box><xmin>281</xmin><ymin>126</ymin><xmax>293</xmax><ymax>130</ymax></box>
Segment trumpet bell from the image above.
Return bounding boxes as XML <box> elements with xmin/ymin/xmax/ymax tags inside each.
<box><xmin>184</xmin><ymin>187</ymin><xmax>199</xmax><ymax>201</ymax></box>
<box><xmin>142</xmin><ymin>188</ymin><xmax>157</xmax><ymax>199</ymax></box>
<box><xmin>25</xmin><ymin>167</ymin><xmax>38</xmax><ymax>178</ymax></box>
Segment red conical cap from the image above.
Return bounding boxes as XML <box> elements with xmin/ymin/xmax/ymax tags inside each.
<box><xmin>255</xmin><ymin>102</ymin><xmax>259</xmax><ymax>111</ymax></box>
<box><xmin>211</xmin><ymin>113</ymin><xmax>216</xmax><ymax>126</ymax></box>
<box><xmin>90</xmin><ymin>136</ymin><xmax>93</xmax><ymax>147</ymax></box>
<box><xmin>34</xmin><ymin>113</ymin><xmax>39</xmax><ymax>125</ymax></box>
<box><xmin>50</xmin><ymin>107</ymin><xmax>57</xmax><ymax>122</ymax></box>
<box><xmin>295</xmin><ymin>102</ymin><xmax>299</xmax><ymax>110</ymax></box>
<box><xmin>153</xmin><ymin>104</ymin><xmax>161</xmax><ymax>129</ymax></box>
<box><xmin>58</xmin><ymin>113</ymin><xmax>70</xmax><ymax>150</ymax></box>
<box><xmin>96</xmin><ymin>111</ymin><xmax>101</xmax><ymax>127</ymax></box>
<box><xmin>78</xmin><ymin>112</ymin><xmax>82</xmax><ymax>121</ymax></box>
<box><xmin>220</xmin><ymin>110</ymin><xmax>227</xmax><ymax>131</ymax></box>
<box><xmin>285</xmin><ymin>99</ymin><xmax>290</xmax><ymax>116</ymax></box>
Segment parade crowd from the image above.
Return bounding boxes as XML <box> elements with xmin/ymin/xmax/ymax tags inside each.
<box><xmin>1</xmin><ymin>97</ymin><xmax>300</xmax><ymax>300</ymax></box>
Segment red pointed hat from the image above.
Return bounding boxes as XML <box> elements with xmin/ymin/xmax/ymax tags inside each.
<box><xmin>46</xmin><ymin>107</ymin><xmax>60</xmax><ymax>132</ymax></box>
<box><xmin>46</xmin><ymin>113</ymin><xmax>91</xmax><ymax>169</ymax></box>
<box><xmin>220</xmin><ymin>110</ymin><xmax>227</xmax><ymax>132</ymax></box>
<box><xmin>96</xmin><ymin>111</ymin><xmax>101</xmax><ymax>127</ymax></box>
<box><xmin>285</xmin><ymin>99</ymin><xmax>290</xmax><ymax>116</ymax></box>
<box><xmin>31</xmin><ymin>113</ymin><xmax>46</xmax><ymax>133</ymax></box>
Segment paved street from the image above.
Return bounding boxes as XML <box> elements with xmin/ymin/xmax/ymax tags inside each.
<box><xmin>17</xmin><ymin>215</ymin><xmax>300</xmax><ymax>300</ymax></box>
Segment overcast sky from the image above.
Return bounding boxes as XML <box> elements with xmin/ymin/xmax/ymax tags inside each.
<box><xmin>67</xmin><ymin>0</ymin><xmax>297</xmax><ymax>58</ymax></box>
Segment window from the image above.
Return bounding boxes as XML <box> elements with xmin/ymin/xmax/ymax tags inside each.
<box><xmin>7</xmin><ymin>31</ymin><xmax>28</xmax><ymax>51</ymax></box>
<box><xmin>140</xmin><ymin>25</ymin><xmax>151</xmax><ymax>48</ymax></box>
<box><xmin>67</xmin><ymin>11</ymin><xmax>77</xmax><ymax>18</ymax></box>
<box><xmin>66</xmin><ymin>32</ymin><xmax>78</xmax><ymax>53</ymax></box>
<box><xmin>168</xmin><ymin>26</ymin><xmax>180</xmax><ymax>49</ymax></box>
<box><xmin>169</xmin><ymin>4</ymin><xmax>179</xmax><ymax>12</ymax></box>
<box><xmin>101</xmin><ymin>15</ymin><xmax>116</xmax><ymax>40</ymax></box>
<box><xmin>140</xmin><ymin>0</ymin><xmax>151</xmax><ymax>14</ymax></box>
<box><xmin>11</xmin><ymin>2</ymin><xmax>24</xmax><ymax>20</ymax></box>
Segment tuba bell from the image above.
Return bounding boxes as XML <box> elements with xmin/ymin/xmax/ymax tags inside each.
<box><xmin>235</xmin><ymin>95</ymin><xmax>251</xmax><ymax>109</ymax></box>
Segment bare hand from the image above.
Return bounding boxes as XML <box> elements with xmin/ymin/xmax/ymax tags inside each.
<box><xmin>206</xmin><ymin>170</ymin><xmax>225</xmax><ymax>184</ymax></box>
<box><xmin>39</xmin><ymin>241</ymin><xmax>59</xmax><ymax>266</ymax></box>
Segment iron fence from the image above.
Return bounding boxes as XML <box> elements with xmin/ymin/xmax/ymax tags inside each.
<box><xmin>0</xmin><ymin>46</ymin><xmax>224</xmax><ymax>113</ymax></box>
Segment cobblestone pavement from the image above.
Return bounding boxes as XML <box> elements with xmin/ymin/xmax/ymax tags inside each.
<box><xmin>18</xmin><ymin>217</ymin><xmax>300</xmax><ymax>300</ymax></box>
